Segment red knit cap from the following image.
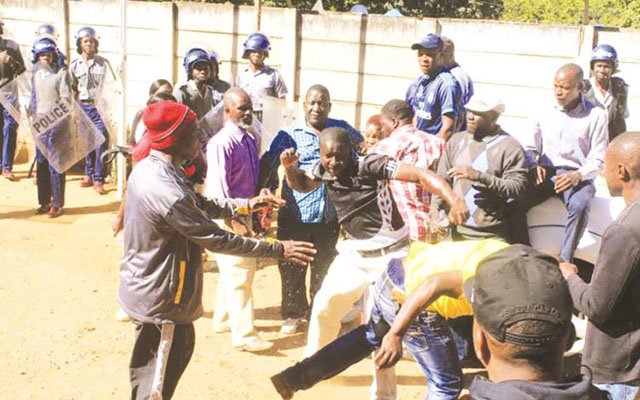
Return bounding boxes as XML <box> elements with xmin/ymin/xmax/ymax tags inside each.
<box><xmin>143</xmin><ymin>101</ymin><xmax>197</xmax><ymax>151</ymax></box>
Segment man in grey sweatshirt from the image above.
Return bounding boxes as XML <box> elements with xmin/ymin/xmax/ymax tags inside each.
<box><xmin>118</xmin><ymin>101</ymin><xmax>315</xmax><ymax>400</ymax></box>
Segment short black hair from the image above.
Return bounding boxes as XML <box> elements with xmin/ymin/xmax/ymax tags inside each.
<box><xmin>320</xmin><ymin>126</ymin><xmax>351</xmax><ymax>148</ymax></box>
<box><xmin>305</xmin><ymin>84</ymin><xmax>331</xmax><ymax>102</ymax></box>
<box><xmin>381</xmin><ymin>99</ymin><xmax>413</xmax><ymax>123</ymax></box>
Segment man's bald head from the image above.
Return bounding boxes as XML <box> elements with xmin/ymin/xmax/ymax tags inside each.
<box><xmin>555</xmin><ymin>63</ymin><xmax>584</xmax><ymax>85</ymax></box>
<box><xmin>305</xmin><ymin>84</ymin><xmax>330</xmax><ymax>102</ymax></box>
<box><xmin>554</xmin><ymin>63</ymin><xmax>584</xmax><ymax>109</ymax></box>
<box><xmin>604</xmin><ymin>132</ymin><xmax>640</xmax><ymax>197</ymax></box>
<box><xmin>224</xmin><ymin>88</ymin><xmax>253</xmax><ymax>128</ymax></box>
<box><xmin>224</xmin><ymin>87</ymin><xmax>251</xmax><ymax>108</ymax></box>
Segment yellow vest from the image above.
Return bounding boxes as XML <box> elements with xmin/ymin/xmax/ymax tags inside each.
<box><xmin>403</xmin><ymin>239</ymin><xmax>509</xmax><ymax>319</ymax></box>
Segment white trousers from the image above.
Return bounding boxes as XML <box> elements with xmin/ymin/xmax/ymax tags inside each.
<box><xmin>304</xmin><ymin>240</ymin><xmax>408</xmax><ymax>400</ymax></box>
<box><xmin>212</xmin><ymin>219</ymin><xmax>259</xmax><ymax>347</ymax></box>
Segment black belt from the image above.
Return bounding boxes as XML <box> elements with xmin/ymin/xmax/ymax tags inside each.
<box><xmin>358</xmin><ymin>237</ymin><xmax>410</xmax><ymax>258</ymax></box>
<box><xmin>80</xmin><ymin>99</ymin><xmax>95</xmax><ymax>105</ymax></box>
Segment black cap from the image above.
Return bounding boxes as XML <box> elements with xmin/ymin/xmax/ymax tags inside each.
<box><xmin>463</xmin><ymin>244</ymin><xmax>572</xmax><ymax>347</ymax></box>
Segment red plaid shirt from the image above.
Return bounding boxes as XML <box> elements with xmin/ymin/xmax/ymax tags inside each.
<box><xmin>370</xmin><ymin>125</ymin><xmax>444</xmax><ymax>242</ymax></box>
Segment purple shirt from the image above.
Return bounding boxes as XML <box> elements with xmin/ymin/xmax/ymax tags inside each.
<box><xmin>205</xmin><ymin>120</ymin><xmax>259</xmax><ymax>199</ymax></box>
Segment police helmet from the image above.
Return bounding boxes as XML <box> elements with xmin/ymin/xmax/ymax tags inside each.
<box><xmin>183</xmin><ymin>47</ymin><xmax>211</xmax><ymax>78</ymax></box>
<box><xmin>242</xmin><ymin>32</ymin><xmax>270</xmax><ymax>59</ymax></box>
<box><xmin>31</xmin><ymin>37</ymin><xmax>58</xmax><ymax>64</ymax></box>
<box><xmin>591</xmin><ymin>44</ymin><xmax>618</xmax><ymax>70</ymax></box>
<box><xmin>35</xmin><ymin>24</ymin><xmax>58</xmax><ymax>40</ymax></box>
<box><xmin>350</xmin><ymin>4</ymin><xmax>369</xmax><ymax>15</ymax></box>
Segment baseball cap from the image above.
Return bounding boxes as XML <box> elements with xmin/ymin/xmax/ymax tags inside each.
<box><xmin>465</xmin><ymin>95</ymin><xmax>505</xmax><ymax>115</ymax></box>
<box><xmin>411</xmin><ymin>33</ymin><xmax>443</xmax><ymax>50</ymax></box>
<box><xmin>463</xmin><ymin>244</ymin><xmax>572</xmax><ymax>347</ymax></box>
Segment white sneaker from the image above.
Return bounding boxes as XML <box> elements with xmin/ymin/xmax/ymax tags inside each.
<box><xmin>236</xmin><ymin>337</ymin><xmax>273</xmax><ymax>353</ymax></box>
<box><xmin>115</xmin><ymin>308</ymin><xmax>131</xmax><ymax>322</ymax></box>
<box><xmin>280</xmin><ymin>318</ymin><xmax>304</xmax><ymax>335</ymax></box>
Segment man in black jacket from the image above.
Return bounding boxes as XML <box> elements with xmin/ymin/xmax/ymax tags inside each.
<box><xmin>561</xmin><ymin>132</ymin><xmax>640</xmax><ymax>400</ymax></box>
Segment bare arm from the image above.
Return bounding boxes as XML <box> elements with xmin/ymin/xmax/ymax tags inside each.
<box><xmin>280</xmin><ymin>148</ymin><xmax>322</xmax><ymax>193</ymax></box>
<box><xmin>394</xmin><ymin>163</ymin><xmax>469</xmax><ymax>225</ymax></box>
<box><xmin>374</xmin><ymin>271</ymin><xmax>463</xmax><ymax>369</ymax></box>
<box><xmin>437</xmin><ymin>114</ymin><xmax>456</xmax><ymax>142</ymax></box>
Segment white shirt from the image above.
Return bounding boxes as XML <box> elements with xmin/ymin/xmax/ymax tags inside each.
<box><xmin>524</xmin><ymin>95</ymin><xmax>608</xmax><ymax>181</ymax></box>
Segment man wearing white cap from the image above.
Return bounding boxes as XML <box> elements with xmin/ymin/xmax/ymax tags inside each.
<box><xmin>431</xmin><ymin>95</ymin><xmax>528</xmax><ymax>242</ymax></box>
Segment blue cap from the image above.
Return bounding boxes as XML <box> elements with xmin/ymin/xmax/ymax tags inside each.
<box><xmin>350</xmin><ymin>4</ymin><xmax>368</xmax><ymax>15</ymax></box>
<box><xmin>411</xmin><ymin>33</ymin><xmax>443</xmax><ymax>50</ymax></box>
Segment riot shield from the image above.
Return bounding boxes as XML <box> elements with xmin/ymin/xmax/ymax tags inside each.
<box><xmin>26</xmin><ymin>63</ymin><xmax>105</xmax><ymax>174</ymax></box>
<box><xmin>94</xmin><ymin>57</ymin><xmax>121</xmax><ymax>147</ymax></box>
<box><xmin>198</xmin><ymin>101</ymin><xmax>265</xmax><ymax>154</ymax></box>
<box><xmin>261</xmin><ymin>96</ymin><xmax>295</xmax><ymax>155</ymax></box>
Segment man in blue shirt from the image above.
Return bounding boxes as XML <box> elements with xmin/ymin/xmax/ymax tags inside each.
<box><xmin>260</xmin><ymin>84</ymin><xmax>363</xmax><ymax>335</ymax></box>
<box><xmin>405</xmin><ymin>33</ymin><xmax>462</xmax><ymax>141</ymax></box>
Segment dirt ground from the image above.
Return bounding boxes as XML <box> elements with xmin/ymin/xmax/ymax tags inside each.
<box><xmin>0</xmin><ymin>161</ymin><xmax>482</xmax><ymax>400</ymax></box>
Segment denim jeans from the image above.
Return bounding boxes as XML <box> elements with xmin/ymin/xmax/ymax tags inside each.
<box><xmin>274</xmin><ymin>269</ymin><xmax>462</xmax><ymax>400</ymax></box>
<box><xmin>595</xmin><ymin>382</ymin><xmax>640</xmax><ymax>400</ymax></box>
<box><xmin>0</xmin><ymin>101</ymin><xmax>19</xmax><ymax>172</ymax></box>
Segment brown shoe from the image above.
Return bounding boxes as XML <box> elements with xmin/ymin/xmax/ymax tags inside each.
<box><xmin>2</xmin><ymin>170</ymin><xmax>16</xmax><ymax>181</ymax></box>
<box><xmin>79</xmin><ymin>176</ymin><xmax>93</xmax><ymax>187</ymax></box>
<box><xmin>93</xmin><ymin>183</ymin><xmax>107</xmax><ymax>195</ymax></box>
<box><xmin>48</xmin><ymin>206</ymin><xmax>63</xmax><ymax>218</ymax></box>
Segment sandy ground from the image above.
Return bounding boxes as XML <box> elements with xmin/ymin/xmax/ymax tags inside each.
<box><xmin>0</xmin><ymin>161</ymin><xmax>483</xmax><ymax>400</ymax></box>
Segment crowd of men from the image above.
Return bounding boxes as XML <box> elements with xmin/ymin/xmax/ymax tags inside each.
<box><xmin>1</xmin><ymin>16</ymin><xmax>639</xmax><ymax>400</ymax></box>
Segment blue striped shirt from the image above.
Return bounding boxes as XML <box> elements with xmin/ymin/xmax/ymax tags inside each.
<box><xmin>259</xmin><ymin>118</ymin><xmax>363</xmax><ymax>223</ymax></box>
<box><xmin>405</xmin><ymin>69</ymin><xmax>462</xmax><ymax>135</ymax></box>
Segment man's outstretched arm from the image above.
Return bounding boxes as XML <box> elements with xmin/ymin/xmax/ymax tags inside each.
<box><xmin>280</xmin><ymin>148</ymin><xmax>323</xmax><ymax>193</ymax></box>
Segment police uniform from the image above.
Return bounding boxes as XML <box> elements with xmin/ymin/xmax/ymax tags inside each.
<box><xmin>31</xmin><ymin>62</ymin><xmax>71</xmax><ymax>212</ymax></box>
<box><xmin>68</xmin><ymin>55</ymin><xmax>110</xmax><ymax>183</ymax></box>
<box><xmin>235</xmin><ymin>65</ymin><xmax>287</xmax><ymax>121</ymax></box>
<box><xmin>173</xmin><ymin>80</ymin><xmax>214</xmax><ymax>120</ymax></box>
<box><xmin>584</xmin><ymin>76</ymin><xmax>629</xmax><ymax>141</ymax></box>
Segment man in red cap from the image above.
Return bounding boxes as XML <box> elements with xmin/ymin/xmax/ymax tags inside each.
<box><xmin>118</xmin><ymin>100</ymin><xmax>316</xmax><ymax>400</ymax></box>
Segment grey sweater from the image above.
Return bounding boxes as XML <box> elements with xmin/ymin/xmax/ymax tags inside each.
<box><xmin>567</xmin><ymin>198</ymin><xmax>640</xmax><ymax>384</ymax></box>
<box><xmin>431</xmin><ymin>129</ymin><xmax>528</xmax><ymax>240</ymax></box>
<box><xmin>118</xmin><ymin>150</ymin><xmax>283</xmax><ymax>324</ymax></box>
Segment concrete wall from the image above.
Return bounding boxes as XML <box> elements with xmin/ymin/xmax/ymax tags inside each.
<box><xmin>2</xmin><ymin>0</ymin><xmax>640</xmax><ymax>162</ymax></box>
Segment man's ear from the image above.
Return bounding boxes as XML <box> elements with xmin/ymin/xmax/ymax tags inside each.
<box><xmin>472</xmin><ymin>320</ymin><xmax>491</xmax><ymax>367</ymax></box>
<box><xmin>620</xmin><ymin>164</ymin><xmax>632</xmax><ymax>183</ymax></box>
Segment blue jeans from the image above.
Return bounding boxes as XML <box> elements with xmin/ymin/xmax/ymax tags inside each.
<box><xmin>596</xmin><ymin>382</ymin><xmax>640</xmax><ymax>400</ymax></box>
<box><xmin>0</xmin><ymin>101</ymin><xmax>19</xmax><ymax>171</ymax></box>
<box><xmin>272</xmin><ymin>268</ymin><xmax>462</xmax><ymax>400</ymax></box>
<box><xmin>81</xmin><ymin>104</ymin><xmax>109</xmax><ymax>183</ymax></box>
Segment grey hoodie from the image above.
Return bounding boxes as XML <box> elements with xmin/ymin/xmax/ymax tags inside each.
<box><xmin>469</xmin><ymin>374</ymin><xmax>609</xmax><ymax>400</ymax></box>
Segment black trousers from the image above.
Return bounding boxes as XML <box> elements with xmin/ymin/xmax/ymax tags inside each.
<box><xmin>129</xmin><ymin>322</ymin><xmax>195</xmax><ymax>400</ymax></box>
<box><xmin>277</xmin><ymin>219</ymin><xmax>339</xmax><ymax>320</ymax></box>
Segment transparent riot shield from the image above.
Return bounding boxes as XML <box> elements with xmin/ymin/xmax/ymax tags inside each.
<box><xmin>95</xmin><ymin>58</ymin><xmax>121</xmax><ymax>147</ymax></box>
<box><xmin>261</xmin><ymin>96</ymin><xmax>295</xmax><ymax>155</ymax></box>
<box><xmin>198</xmin><ymin>101</ymin><xmax>265</xmax><ymax>153</ymax></box>
<box><xmin>26</xmin><ymin>63</ymin><xmax>105</xmax><ymax>174</ymax></box>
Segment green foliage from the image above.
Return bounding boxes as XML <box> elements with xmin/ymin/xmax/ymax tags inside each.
<box><xmin>502</xmin><ymin>0</ymin><xmax>640</xmax><ymax>28</ymax></box>
<box><xmin>185</xmin><ymin>0</ymin><xmax>503</xmax><ymax>19</ymax></box>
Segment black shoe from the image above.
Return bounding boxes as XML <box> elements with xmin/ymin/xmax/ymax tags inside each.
<box><xmin>35</xmin><ymin>204</ymin><xmax>51</xmax><ymax>215</ymax></box>
<box><xmin>271</xmin><ymin>371</ymin><xmax>295</xmax><ymax>400</ymax></box>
